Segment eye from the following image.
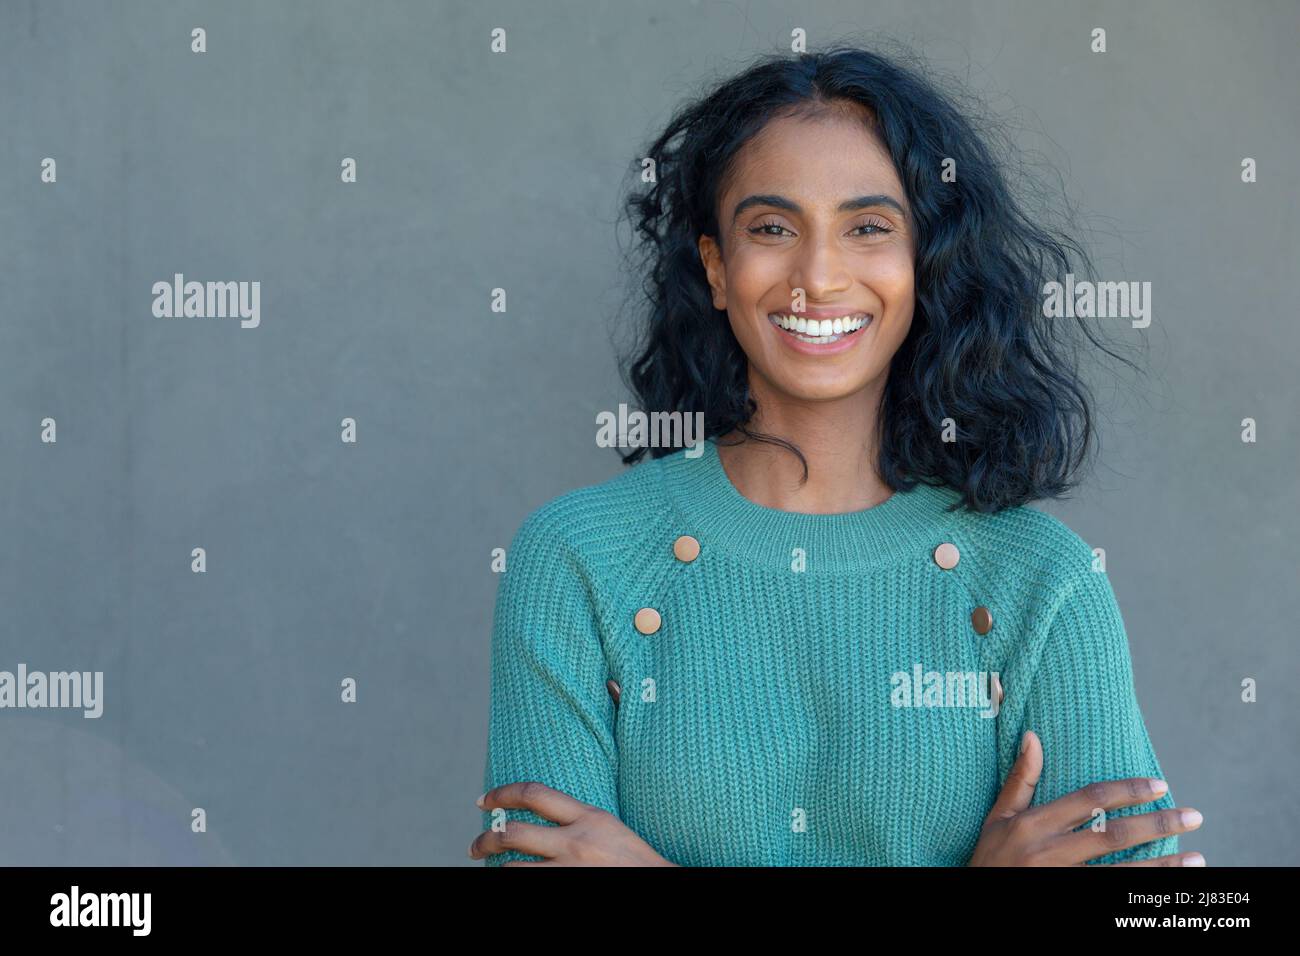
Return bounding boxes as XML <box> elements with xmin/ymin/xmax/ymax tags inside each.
<box><xmin>747</xmin><ymin>217</ymin><xmax>895</xmax><ymax>239</ymax></box>
<box><xmin>747</xmin><ymin>218</ymin><xmax>791</xmax><ymax>237</ymax></box>
<box><xmin>852</xmin><ymin>217</ymin><xmax>893</xmax><ymax>236</ymax></box>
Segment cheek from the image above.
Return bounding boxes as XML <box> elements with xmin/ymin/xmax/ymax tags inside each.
<box><xmin>721</xmin><ymin>253</ymin><xmax>777</xmax><ymax>340</ymax></box>
<box><xmin>873</xmin><ymin>250</ymin><xmax>916</xmax><ymax>309</ymax></box>
<box><xmin>726</xmin><ymin>309</ymin><xmax>767</xmax><ymax>356</ymax></box>
<box><xmin>727</xmin><ymin>246</ymin><xmax>783</xmax><ymax>296</ymax></box>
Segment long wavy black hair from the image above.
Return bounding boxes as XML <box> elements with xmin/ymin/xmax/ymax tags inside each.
<box><xmin>614</xmin><ymin>44</ymin><xmax>1142</xmax><ymax>512</ymax></box>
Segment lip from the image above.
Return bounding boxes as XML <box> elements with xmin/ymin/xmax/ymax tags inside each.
<box><xmin>770</xmin><ymin>308</ymin><xmax>870</xmax><ymax>320</ymax></box>
<box><xmin>766</xmin><ymin>311</ymin><xmax>874</xmax><ymax>356</ymax></box>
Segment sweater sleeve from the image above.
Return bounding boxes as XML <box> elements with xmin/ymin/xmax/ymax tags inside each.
<box><xmin>478</xmin><ymin>506</ymin><xmax>620</xmax><ymax>866</ymax></box>
<box><xmin>1016</xmin><ymin>566</ymin><xmax>1179</xmax><ymax>865</ymax></box>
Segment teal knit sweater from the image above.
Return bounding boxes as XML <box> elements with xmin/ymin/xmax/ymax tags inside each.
<box><xmin>480</xmin><ymin>439</ymin><xmax>1177</xmax><ymax>865</ymax></box>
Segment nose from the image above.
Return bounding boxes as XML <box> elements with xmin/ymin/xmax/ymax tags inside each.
<box><xmin>790</xmin><ymin>230</ymin><xmax>852</xmax><ymax>301</ymax></box>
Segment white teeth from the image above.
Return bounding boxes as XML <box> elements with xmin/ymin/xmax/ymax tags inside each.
<box><xmin>768</xmin><ymin>313</ymin><xmax>872</xmax><ymax>343</ymax></box>
<box><xmin>769</xmin><ymin>313</ymin><xmax>869</xmax><ymax>336</ymax></box>
<box><xmin>766</xmin><ymin>313</ymin><xmax>872</xmax><ymax>345</ymax></box>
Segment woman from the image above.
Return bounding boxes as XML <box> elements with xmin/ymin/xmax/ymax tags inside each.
<box><xmin>470</xmin><ymin>46</ymin><xmax>1204</xmax><ymax>866</ymax></box>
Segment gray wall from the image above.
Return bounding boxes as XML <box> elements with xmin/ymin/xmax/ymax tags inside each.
<box><xmin>1</xmin><ymin>0</ymin><xmax>1295</xmax><ymax>865</ymax></box>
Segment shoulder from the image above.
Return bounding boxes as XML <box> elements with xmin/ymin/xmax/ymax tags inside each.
<box><xmin>506</xmin><ymin>453</ymin><xmax>671</xmax><ymax>566</ymax></box>
<box><xmin>933</xmin><ymin>488</ymin><xmax>1113</xmax><ymax>619</ymax></box>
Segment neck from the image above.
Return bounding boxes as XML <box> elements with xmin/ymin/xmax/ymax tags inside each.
<box><xmin>657</xmin><ymin>437</ymin><xmax>954</xmax><ymax>574</ymax></box>
<box><xmin>716</xmin><ymin>385</ymin><xmax>892</xmax><ymax>516</ymax></box>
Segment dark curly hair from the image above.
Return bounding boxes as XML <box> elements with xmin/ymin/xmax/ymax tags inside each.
<box><xmin>613</xmin><ymin>43</ymin><xmax>1143</xmax><ymax>513</ymax></box>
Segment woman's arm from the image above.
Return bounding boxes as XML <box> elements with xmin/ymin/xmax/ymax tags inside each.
<box><xmin>1012</xmin><ymin>565</ymin><xmax>1186</xmax><ymax>863</ymax></box>
<box><xmin>477</xmin><ymin>506</ymin><xmax>621</xmax><ymax>865</ymax></box>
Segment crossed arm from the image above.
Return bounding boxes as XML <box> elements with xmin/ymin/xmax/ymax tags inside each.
<box><xmin>474</xmin><ymin>514</ymin><xmax>1203</xmax><ymax>866</ymax></box>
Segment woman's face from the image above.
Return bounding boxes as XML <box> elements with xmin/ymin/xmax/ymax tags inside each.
<box><xmin>698</xmin><ymin>108</ymin><xmax>915</xmax><ymax>404</ymax></box>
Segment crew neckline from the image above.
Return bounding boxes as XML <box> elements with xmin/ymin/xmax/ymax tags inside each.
<box><xmin>658</xmin><ymin>437</ymin><xmax>960</xmax><ymax>572</ymax></box>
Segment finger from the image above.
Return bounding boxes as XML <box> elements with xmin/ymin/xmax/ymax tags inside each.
<box><xmin>984</xmin><ymin>730</ymin><xmax>1043</xmax><ymax>822</ymax></box>
<box><xmin>479</xmin><ymin>781</ymin><xmax>591</xmax><ymax>825</ymax></box>
<box><xmin>502</xmin><ymin>860</ymin><xmax>560</xmax><ymax>867</ymax></box>
<box><xmin>1037</xmin><ymin>777</ymin><xmax>1171</xmax><ymax>831</ymax></box>
<box><xmin>1056</xmin><ymin>806</ymin><xmax>1203</xmax><ymax>863</ymax></box>
<box><xmin>1106</xmin><ymin>852</ymin><xmax>1207</xmax><ymax>868</ymax></box>
<box><xmin>469</xmin><ymin>819</ymin><xmax>567</xmax><ymax>861</ymax></box>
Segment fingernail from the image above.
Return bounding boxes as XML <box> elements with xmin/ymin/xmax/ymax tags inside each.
<box><xmin>1180</xmin><ymin>809</ymin><xmax>1203</xmax><ymax>829</ymax></box>
<box><xmin>467</xmin><ymin>839</ymin><xmax>476</xmax><ymax>859</ymax></box>
<box><xmin>1149</xmin><ymin>779</ymin><xmax>1168</xmax><ymax>796</ymax></box>
<box><xmin>475</xmin><ymin>792</ymin><xmax>487</xmax><ymax>808</ymax></box>
<box><xmin>1019</xmin><ymin>732</ymin><xmax>1030</xmax><ymax>755</ymax></box>
<box><xmin>1182</xmin><ymin>852</ymin><xmax>1206</xmax><ymax>866</ymax></box>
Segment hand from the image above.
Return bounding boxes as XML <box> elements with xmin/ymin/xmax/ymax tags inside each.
<box><xmin>969</xmin><ymin>730</ymin><xmax>1206</xmax><ymax>866</ymax></box>
<box><xmin>469</xmin><ymin>781</ymin><xmax>677</xmax><ymax>866</ymax></box>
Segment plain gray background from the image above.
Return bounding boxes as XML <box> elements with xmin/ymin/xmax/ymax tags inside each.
<box><xmin>1</xmin><ymin>0</ymin><xmax>1296</xmax><ymax>866</ymax></box>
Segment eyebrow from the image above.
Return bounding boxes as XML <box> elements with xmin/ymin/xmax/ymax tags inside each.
<box><xmin>731</xmin><ymin>193</ymin><xmax>906</xmax><ymax>225</ymax></box>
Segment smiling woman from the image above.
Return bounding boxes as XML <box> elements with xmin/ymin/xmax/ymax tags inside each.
<box><xmin>473</xmin><ymin>45</ymin><xmax>1203</xmax><ymax>867</ymax></box>
<box><xmin>696</xmin><ymin>103</ymin><xmax>915</xmax><ymax>393</ymax></box>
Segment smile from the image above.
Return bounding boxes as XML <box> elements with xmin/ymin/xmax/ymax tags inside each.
<box><xmin>767</xmin><ymin>312</ymin><xmax>872</xmax><ymax>345</ymax></box>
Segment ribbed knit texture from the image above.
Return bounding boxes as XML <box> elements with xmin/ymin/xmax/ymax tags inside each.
<box><xmin>480</xmin><ymin>439</ymin><xmax>1177</xmax><ymax>866</ymax></box>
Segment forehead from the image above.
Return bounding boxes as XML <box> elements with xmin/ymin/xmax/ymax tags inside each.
<box><xmin>719</xmin><ymin>107</ymin><xmax>902</xmax><ymax>206</ymax></box>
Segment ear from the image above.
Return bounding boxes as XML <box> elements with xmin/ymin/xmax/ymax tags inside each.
<box><xmin>697</xmin><ymin>234</ymin><xmax>726</xmax><ymax>311</ymax></box>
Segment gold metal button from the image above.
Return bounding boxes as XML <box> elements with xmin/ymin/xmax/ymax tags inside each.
<box><xmin>991</xmin><ymin>672</ymin><xmax>1004</xmax><ymax>707</ymax></box>
<box><xmin>971</xmin><ymin>606</ymin><xmax>993</xmax><ymax>635</ymax></box>
<box><xmin>673</xmin><ymin>535</ymin><xmax>701</xmax><ymax>563</ymax></box>
<box><xmin>606</xmin><ymin>679</ymin><xmax>621</xmax><ymax>706</ymax></box>
<box><xmin>933</xmin><ymin>542</ymin><xmax>960</xmax><ymax>570</ymax></box>
<box><xmin>634</xmin><ymin>607</ymin><xmax>661</xmax><ymax>635</ymax></box>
